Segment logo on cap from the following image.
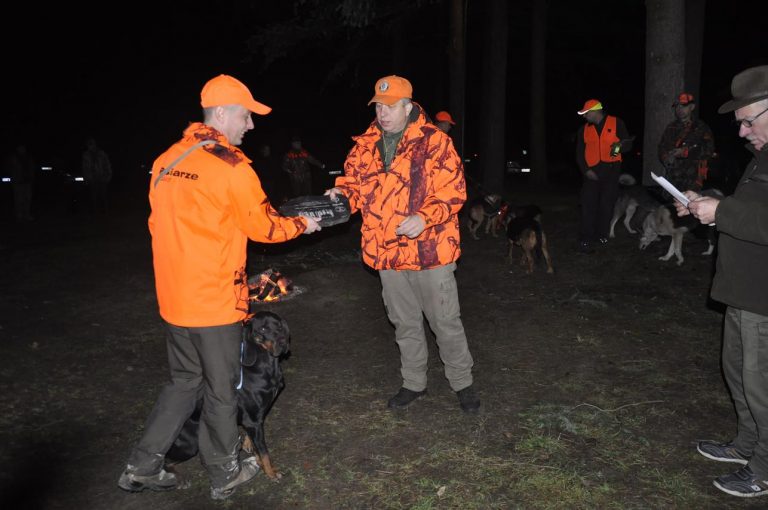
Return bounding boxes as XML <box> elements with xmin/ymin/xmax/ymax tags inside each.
<box><xmin>368</xmin><ymin>75</ymin><xmax>413</xmax><ymax>106</ymax></box>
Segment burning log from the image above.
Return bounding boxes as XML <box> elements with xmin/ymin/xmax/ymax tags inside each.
<box><xmin>248</xmin><ymin>269</ymin><xmax>294</xmax><ymax>303</ymax></box>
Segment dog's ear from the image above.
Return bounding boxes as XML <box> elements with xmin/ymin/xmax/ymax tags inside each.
<box><xmin>247</xmin><ymin>311</ymin><xmax>291</xmax><ymax>358</ymax></box>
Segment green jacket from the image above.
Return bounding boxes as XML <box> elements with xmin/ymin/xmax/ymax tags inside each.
<box><xmin>712</xmin><ymin>146</ymin><xmax>768</xmax><ymax>315</ymax></box>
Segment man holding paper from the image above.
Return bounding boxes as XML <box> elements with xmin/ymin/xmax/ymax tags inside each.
<box><xmin>675</xmin><ymin>65</ymin><xmax>768</xmax><ymax>498</ymax></box>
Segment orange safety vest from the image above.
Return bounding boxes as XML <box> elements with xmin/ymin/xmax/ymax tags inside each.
<box><xmin>583</xmin><ymin>115</ymin><xmax>621</xmax><ymax>167</ymax></box>
<box><xmin>334</xmin><ymin>103</ymin><xmax>466</xmax><ymax>271</ymax></box>
<box><xmin>149</xmin><ymin>123</ymin><xmax>307</xmax><ymax>327</ymax></box>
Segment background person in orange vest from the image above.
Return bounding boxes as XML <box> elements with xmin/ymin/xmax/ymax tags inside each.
<box><xmin>434</xmin><ymin>110</ymin><xmax>456</xmax><ymax>134</ymax></box>
<box><xmin>117</xmin><ymin>74</ymin><xmax>320</xmax><ymax>500</ymax></box>
<box><xmin>575</xmin><ymin>99</ymin><xmax>632</xmax><ymax>253</ymax></box>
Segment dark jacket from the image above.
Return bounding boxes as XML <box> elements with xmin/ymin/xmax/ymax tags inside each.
<box><xmin>711</xmin><ymin>146</ymin><xmax>768</xmax><ymax>315</ymax></box>
<box><xmin>657</xmin><ymin>118</ymin><xmax>715</xmax><ymax>191</ymax></box>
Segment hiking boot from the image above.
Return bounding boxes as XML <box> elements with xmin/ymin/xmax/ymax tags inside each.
<box><xmin>118</xmin><ymin>467</ymin><xmax>177</xmax><ymax>492</ymax></box>
<box><xmin>456</xmin><ymin>385</ymin><xmax>480</xmax><ymax>414</ymax></box>
<box><xmin>713</xmin><ymin>466</ymin><xmax>768</xmax><ymax>498</ymax></box>
<box><xmin>697</xmin><ymin>440</ymin><xmax>749</xmax><ymax>465</ymax></box>
<box><xmin>210</xmin><ymin>457</ymin><xmax>260</xmax><ymax>501</ymax></box>
<box><xmin>387</xmin><ymin>387</ymin><xmax>427</xmax><ymax>409</ymax></box>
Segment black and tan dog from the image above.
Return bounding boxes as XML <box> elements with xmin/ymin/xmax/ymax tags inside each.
<box><xmin>467</xmin><ymin>193</ymin><xmax>508</xmax><ymax>239</ymax></box>
<box><xmin>505</xmin><ymin>205</ymin><xmax>554</xmax><ymax>274</ymax></box>
<box><xmin>165</xmin><ymin>311</ymin><xmax>290</xmax><ymax>481</ymax></box>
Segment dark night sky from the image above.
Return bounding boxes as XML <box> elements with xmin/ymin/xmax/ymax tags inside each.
<box><xmin>3</xmin><ymin>1</ymin><xmax>766</xmax><ymax>181</ymax></box>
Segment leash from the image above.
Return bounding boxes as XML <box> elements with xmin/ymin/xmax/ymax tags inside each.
<box><xmin>236</xmin><ymin>340</ymin><xmax>244</xmax><ymax>390</ymax></box>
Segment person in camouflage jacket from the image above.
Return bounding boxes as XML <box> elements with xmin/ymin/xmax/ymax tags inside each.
<box><xmin>327</xmin><ymin>75</ymin><xmax>479</xmax><ymax>414</ymax></box>
<box><xmin>658</xmin><ymin>92</ymin><xmax>715</xmax><ymax>192</ymax></box>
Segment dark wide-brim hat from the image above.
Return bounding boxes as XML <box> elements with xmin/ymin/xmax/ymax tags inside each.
<box><xmin>718</xmin><ymin>65</ymin><xmax>768</xmax><ymax>113</ymax></box>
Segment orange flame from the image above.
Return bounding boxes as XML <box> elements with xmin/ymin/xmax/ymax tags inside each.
<box><xmin>248</xmin><ymin>269</ymin><xmax>293</xmax><ymax>302</ymax></box>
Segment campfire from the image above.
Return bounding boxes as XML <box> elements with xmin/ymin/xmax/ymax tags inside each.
<box><xmin>248</xmin><ymin>269</ymin><xmax>303</xmax><ymax>304</ymax></box>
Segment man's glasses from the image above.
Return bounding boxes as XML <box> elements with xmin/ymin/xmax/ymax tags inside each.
<box><xmin>734</xmin><ymin>106</ymin><xmax>768</xmax><ymax>128</ymax></box>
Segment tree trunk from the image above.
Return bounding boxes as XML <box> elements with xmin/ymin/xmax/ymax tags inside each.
<box><xmin>479</xmin><ymin>0</ymin><xmax>508</xmax><ymax>193</ymax></box>
<box><xmin>685</xmin><ymin>0</ymin><xmax>706</xmax><ymax>107</ymax></box>
<box><xmin>643</xmin><ymin>0</ymin><xmax>686</xmax><ymax>186</ymax></box>
<box><xmin>530</xmin><ymin>0</ymin><xmax>547</xmax><ymax>187</ymax></box>
<box><xmin>448</xmin><ymin>0</ymin><xmax>467</xmax><ymax>157</ymax></box>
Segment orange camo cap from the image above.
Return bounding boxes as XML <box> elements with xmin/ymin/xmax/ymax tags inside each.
<box><xmin>200</xmin><ymin>74</ymin><xmax>272</xmax><ymax>115</ymax></box>
<box><xmin>674</xmin><ymin>92</ymin><xmax>695</xmax><ymax>106</ymax></box>
<box><xmin>368</xmin><ymin>75</ymin><xmax>413</xmax><ymax>105</ymax></box>
<box><xmin>435</xmin><ymin>111</ymin><xmax>456</xmax><ymax>124</ymax></box>
<box><xmin>577</xmin><ymin>99</ymin><xmax>603</xmax><ymax>115</ymax></box>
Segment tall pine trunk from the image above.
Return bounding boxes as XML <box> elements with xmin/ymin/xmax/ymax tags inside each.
<box><xmin>448</xmin><ymin>0</ymin><xmax>467</xmax><ymax>156</ymax></box>
<box><xmin>685</xmin><ymin>0</ymin><xmax>706</xmax><ymax>107</ymax></box>
<box><xmin>643</xmin><ymin>0</ymin><xmax>685</xmax><ymax>185</ymax></box>
<box><xmin>479</xmin><ymin>0</ymin><xmax>508</xmax><ymax>192</ymax></box>
<box><xmin>530</xmin><ymin>0</ymin><xmax>547</xmax><ymax>187</ymax></box>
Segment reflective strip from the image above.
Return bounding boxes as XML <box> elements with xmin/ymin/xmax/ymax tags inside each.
<box><xmin>236</xmin><ymin>341</ymin><xmax>244</xmax><ymax>390</ymax></box>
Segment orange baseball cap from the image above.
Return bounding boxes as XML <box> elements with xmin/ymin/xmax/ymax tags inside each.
<box><xmin>368</xmin><ymin>75</ymin><xmax>413</xmax><ymax>105</ymax></box>
<box><xmin>577</xmin><ymin>99</ymin><xmax>603</xmax><ymax>115</ymax></box>
<box><xmin>200</xmin><ymin>74</ymin><xmax>272</xmax><ymax>115</ymax></box>
<box><xmin>674</xmin><ymin>92</ymin><xmax>695</xmax><ymax>106</ymax></box>
<box><xmin>435</xmin><ymin>111</ymin><xmax>456</xmax><ymax>124</ymax></box>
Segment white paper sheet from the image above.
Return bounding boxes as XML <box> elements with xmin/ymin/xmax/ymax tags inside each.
<box><xmin>650</xmin><ymin>172</ymin><xmax>689</xmax><ymax>206</ymax></box>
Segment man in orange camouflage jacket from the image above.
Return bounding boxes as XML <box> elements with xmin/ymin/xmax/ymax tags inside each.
<box><xmin>118</xmin><ymin>74</ymin><xmax>320</xmax><ymax>500</ymax></box>
<box><xmin>326</xmin><ymin>75</ymin><xmax>479</xmax><ymax>414</ymax></box>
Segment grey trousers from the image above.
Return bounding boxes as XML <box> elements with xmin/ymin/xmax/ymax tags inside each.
<box><xmin>724</xmin><ymin>307</ymin><xmax>768</xmax><ymax>478</ymax></box>
<box><xmin>126</xmin><ymin>321</ymin><xmax>242</xmax><ymax>486</ymax></box>
<box><xmin>379</xmin><ymin>262</ymin><xmax>474</xmax><ymax>392</ymax></box>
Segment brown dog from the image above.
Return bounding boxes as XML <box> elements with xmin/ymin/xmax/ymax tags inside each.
<box><xmin>505</xmin><ymin>205</ymin><xmax>554</xmax><ymax>274</ymax></box>
<box><xmin>467</xmin><ymin>194</ymin><xmax>507</xmax><ymax>239</ymax></box>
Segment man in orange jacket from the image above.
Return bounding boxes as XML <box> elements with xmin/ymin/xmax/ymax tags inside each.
<box><xmin>575</xmin><ymin>99</ymin><xmax>632</xmax><ymax>253</ymax></box>
<box><xmin>326</xmin><ymin>75</ymin><xmax>479</xmax><ymax>414</ymax></box>
<box><xmin>118</xmin><ymin>74</ymin><xmax>320</xmax><ymax>500</ymax></box>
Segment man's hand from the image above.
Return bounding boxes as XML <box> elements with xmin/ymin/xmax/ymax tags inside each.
<box><xmin>300</xmin><ymin>215</ymin><xmax>321</xmax><ymax>234</ymax></box>
<box><xmin>584</xmin><ymin>169</ymin><xmax>598</xmax><ymax>181</ymax></box>
<box><xmin>687</xmin><ymin>196</ymin><xmax>720</xmax><ymax>225</ymax></box>
<box><xmin>396</xmin><ymin>214</ymin><xmax>426</xmax><ymax>239</ymax></box>
<box><xmin>671</xmin><ymin>148</ymin><xmax>686</xmax><ymax>158</ymax></box>
<box><xmin>324</xmin><ymin>187</ymin><xmax>342</xmax><ymax>201</ymax></box>
<box><xmin>674</xmin><ymin>190</ymin><xmax>697</xmax><ymax>217</ymax></box>
<box><xmin>674</xmin><ymin>190</ymin><xmax>702</xmax><ymax>217</ymax></box>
